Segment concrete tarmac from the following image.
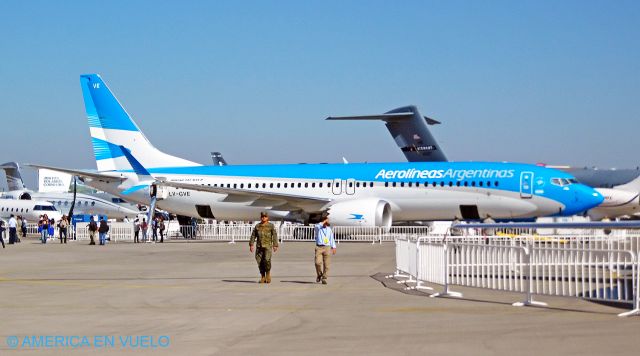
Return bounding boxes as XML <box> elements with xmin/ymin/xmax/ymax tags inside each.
<box><xmin>0</xmin><ymin>238</ymin><xmax>639</xmax><ymax>355</ymax></box>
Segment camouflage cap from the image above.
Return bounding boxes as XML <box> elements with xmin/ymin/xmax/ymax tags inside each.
<box><xmin>260</xmin><ymin>211</ymin><xmax>269</xmax><ymax>218</ymax></box>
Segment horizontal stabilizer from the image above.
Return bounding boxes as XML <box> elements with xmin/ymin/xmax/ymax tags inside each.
<box><xmin>26</xmin><ymin>164</ymin><xmax>126</xmax><ymax>182</ymax></box>
<box><xmin>326</xmin><ymin>113</ymin><xmax>413</xmax><ymax>121</ymax></box>
<box><xmin>327</xmin><ymin>113</ymin><xmax>441</xmax><ymax>125</ymax></box>
<box><xmin>424</xmin><ymin>117</ymin><xmax>441</xmax><ymax>125</ymax></box>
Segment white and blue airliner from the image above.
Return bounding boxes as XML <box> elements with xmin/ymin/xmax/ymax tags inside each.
<box><xmin>32</xmin><ymin>75</ymin><xmax>603</xmax><ymax>228</ymax></box>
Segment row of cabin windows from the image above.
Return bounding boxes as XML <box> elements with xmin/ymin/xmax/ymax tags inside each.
<box><xmin>384</xmin><ymin>181</ymin><xmax>499</xmax><ymax>188</ymax></box>
<box><xmin>1</xmin><ymin>207</ymin><xmax>29</xmax><ymax>213</ymax></box>
<box><xmin>198</xmin><ymin>181</ymin><xmax>499</xmax><ymax>189</ymax></box>
<box><xmin>53</xmin><ymin>201</ymin><xmax>95</xmax><ymax>207</ymax></box>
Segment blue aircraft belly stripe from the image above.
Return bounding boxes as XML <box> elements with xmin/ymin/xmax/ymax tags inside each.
<box><xmin>121</xmin><ymin>185</ymin><xmax>147</xmax><ymax>195</ymax></box>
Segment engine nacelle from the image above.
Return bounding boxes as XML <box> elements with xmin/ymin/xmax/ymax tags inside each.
<box><xmin>326</xmin><ymin>198</ymin><xmax>392</xmax><ymax>228</ymax></box>
<box><xmin>0</xmin><ymin>190</ymin><xmax>32</xmax><ymax>200</ymax></box>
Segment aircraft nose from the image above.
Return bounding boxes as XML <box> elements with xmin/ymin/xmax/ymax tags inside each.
<box><xmin>576</xmin><ymin>185</ymin><xmax>604</xmax><ymax>213</ymax></box>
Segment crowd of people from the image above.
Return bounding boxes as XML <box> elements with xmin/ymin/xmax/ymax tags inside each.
<box><xmin>0</xmin><ymin>214</ymin><xmax>28</xmax><ymax>247</ymax></box>
<box><xmin>130</xmin><ymin>216</ymin><xmax>166</xmax><ymax>243</ymax></box>
<box><xmin>36</xmin><ymin>214</ymin><xmax>72</xmax><ymax>244</ymax></box>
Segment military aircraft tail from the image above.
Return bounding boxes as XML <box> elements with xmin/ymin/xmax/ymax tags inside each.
<box><xmin>0</xmin><ymin>162</ymin><xmax>27</xmax><ymax>191</ymax></box>
<box><xmin>326</xmin><ymin>105</ymin><xmax>448</xmax><ymax>162</ymax></box>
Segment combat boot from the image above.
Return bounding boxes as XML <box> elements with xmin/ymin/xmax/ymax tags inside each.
<box><xmin>259</xmin><ymin>273</ymin><xmax>265</xmax><ymax>284</ymax></box>
<box><xmin>265</xmin><ymin>271</ymin><xmax>271</xmax><ymax>284</ymax></box>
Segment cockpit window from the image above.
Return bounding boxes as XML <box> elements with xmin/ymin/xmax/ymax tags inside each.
<box><xmin>33</xmin><ymin>205</ymin><xmax>58</xmax><ymax>211</ymax></box>
<box><xmin>551</xmin><ymin>178</ymin><xmax>578</xmax><ymax>187</ymax></box>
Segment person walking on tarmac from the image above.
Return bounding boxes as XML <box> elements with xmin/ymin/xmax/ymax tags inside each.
<box><xmin>98</xmin><ymin>217</ymin><xmax>109</xmax><ymax>245</ymax></box>
<box><xmin>59</xmin><ymin>216</ymin><xmax>69</xmax><ymax>244</ymax></box>
<box><xmin>21</xmin><ymin>217</ymin><xmax>27</xmax><ymax>239</ymax></box>
<box><xmin>0</xmin><ymin>220</ymin><xmax>6</xmax><ymax>248</ymax></box>
<box><xmin>482</xmin><ymin>214</ymin><xmax>496</xmax><ymax>244</ymax></box>
<box><xmin>152</xmin><ymin>217</ymin><xmax>158</xmax><ymax>242</ymax></box>
<box><xmin>159</xmin><ymin>217</ymin><xmax>166</xmax><ymax>243</ymax></box>
<box><xmin>8</xmin><ymin>214</ymin><xmax>18</xmax><ymax>245</ymax></box>
<box><xmin>314</xmin><ymin>214</ymin><xmax>336</xmax><ymax>284</ymax></box>
<box><xmin>450</xmin><ymin>216</ymin><xmax>464</xmax><ymax>237</ymax></box>
<box><xmin>133</xmin><ymin>218</ymin><xmax>141</xmax><ymax>243</ymax></box>
<box><xmin>87</xmin><ymin>216</ymin><xmax>98</xmax><ymax>245</ymax></box>
<box><xmin>249</xmin><ymin>212</ymin><xmax>278</xmax><ymax>284</ymax></box>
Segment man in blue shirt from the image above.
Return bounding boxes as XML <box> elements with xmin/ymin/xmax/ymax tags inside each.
<box><xmin>314</xmin><ymin>214</ymin><xmax>336</xmax><ymax>284</ymax></box>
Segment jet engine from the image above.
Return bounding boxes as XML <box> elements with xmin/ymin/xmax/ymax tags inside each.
<box><xmin>325</xmin><ymin>198</ymin><xmax>392</xmax><ymax>228</ymax></box>
<box><xmin>0</xmin><ymin>190</ymin><xmax>32</xmax><ymax>200</ymax></box>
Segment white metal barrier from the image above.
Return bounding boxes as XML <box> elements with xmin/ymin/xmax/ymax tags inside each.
<box><xmin>387</xmin><ymin>236</ymin><xmax>414</xmax><ymax>282</ymax></box>
<box><xmin>393</xmin><ymin>234</ymin><xmax>640</xmax><ymax>317</ymax></box>
<box><xmin>166</xmin><ymin>224</ymin><xmax>433</xmax><ymax>243</ymax></box>
<box><xmin>64</xmin><ymin>223</ymin><xmax>432</xmax><ymax>244</ymax></box>
<box><xmin>75</xmin><ymin>222</ymin><xmax>134</xmax><ymax>242</ymax></box>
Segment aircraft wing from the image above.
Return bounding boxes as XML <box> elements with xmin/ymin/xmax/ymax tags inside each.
<box><xmin>157</xmin><ymin>180</ymin><xmax>331</xmax><ymax>211</ymax></box>
<box><xmin>26</xmin><ymin>164</ymin><xmax>127</xmax><ymax>182</ymax></box>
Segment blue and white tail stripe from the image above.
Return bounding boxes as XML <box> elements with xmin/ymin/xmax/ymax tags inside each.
<box><xmin>118</xmin><ymin>145</ymin><xmax>152</xmax><ymax>178</ymax></box>
<box><xmin>80</xmin><ymin>74</ymin><xmax>200</xmax><ymax>171</ymax></box>
<box><xmin>91</xmin><ymin>137</ymin><xmax>128</xmax><ymax>161</ymax></box>
<box><xmin>81</xmin><ymin>75</ymin><xmax>140</xmax><ymax>132</ymax></box>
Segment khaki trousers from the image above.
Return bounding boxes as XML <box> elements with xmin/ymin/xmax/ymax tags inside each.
<box><xmin>315</xmin><ymin>246</ymin><xmax>331</xmax><ymax>279</ymax></box>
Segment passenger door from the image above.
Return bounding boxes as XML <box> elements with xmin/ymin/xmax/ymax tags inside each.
<box><xmin>345</xmin><ymin>178</ymin><xmax>356</xmax><ymax>195</ymax></box>
<box><xmin>332</xmin><ymin>178</ymin><xmax>342</xmax><ymax>195</ymax></box>
<box><xmin>520</xmin><ymin>172</ymin><xmax>534</xmax><ymax>199</ymax></box>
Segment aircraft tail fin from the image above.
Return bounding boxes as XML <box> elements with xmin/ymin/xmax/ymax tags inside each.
<box><xmin>80</xmin><ymin>74</ymin><xmax>200</xmax><ymax>172</ymax></box>
<box><xmin>326</xmin><ymin>105</ymin><xmax>448</xmax><ymax>162</ymax></box>
<box><xmin>210</xmin><ymin>152</ymin><xmax>228</xmax><ymax>166</ymax></box>
<box><xmin>615</xmin><ymin>174</ymin><xmax>640</xmax><ymax>193</ymax></box>
<box><xmin>0</xmin><ymin>162</ymin><xmax>27</xmax><ymax>191</ymax></box>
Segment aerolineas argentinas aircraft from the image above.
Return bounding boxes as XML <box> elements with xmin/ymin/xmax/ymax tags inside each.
<box><xmin>330</xmin><ymin>106</ymin><xmax>640</xmax><ymax>220</ymax></box>
<box><xmin>31</xmin><ymin>74</ymin><xmax>603</xmax><ymax>228</ymax></box>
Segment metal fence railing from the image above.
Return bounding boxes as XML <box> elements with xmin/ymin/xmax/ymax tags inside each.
<box><xmin>63</xmin><ymin>223</ymin><xmax>433</xmax><ymax>244</ymax></box>
<box><xmin>391</xmin><ymin>234</ymin><xmax>640</xmax><ymax>317</ymax></box>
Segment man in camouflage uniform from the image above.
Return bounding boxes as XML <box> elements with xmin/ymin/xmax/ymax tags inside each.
<box><xmin>249</xmin><ymin>212</ymin><xmax>279</xmax><ymax>283</ymax></box>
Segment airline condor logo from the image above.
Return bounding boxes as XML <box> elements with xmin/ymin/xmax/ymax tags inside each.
<box><xmin>374</xmin><ymin>168</ymin><xmax>515</xmax><ymax>181</ymax></box>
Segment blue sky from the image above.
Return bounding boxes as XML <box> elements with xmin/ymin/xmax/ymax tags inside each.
<box><xmin>1</xmin><ymin>1</ymin><xmax>639</xmax><ymax>189</ymax></box>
